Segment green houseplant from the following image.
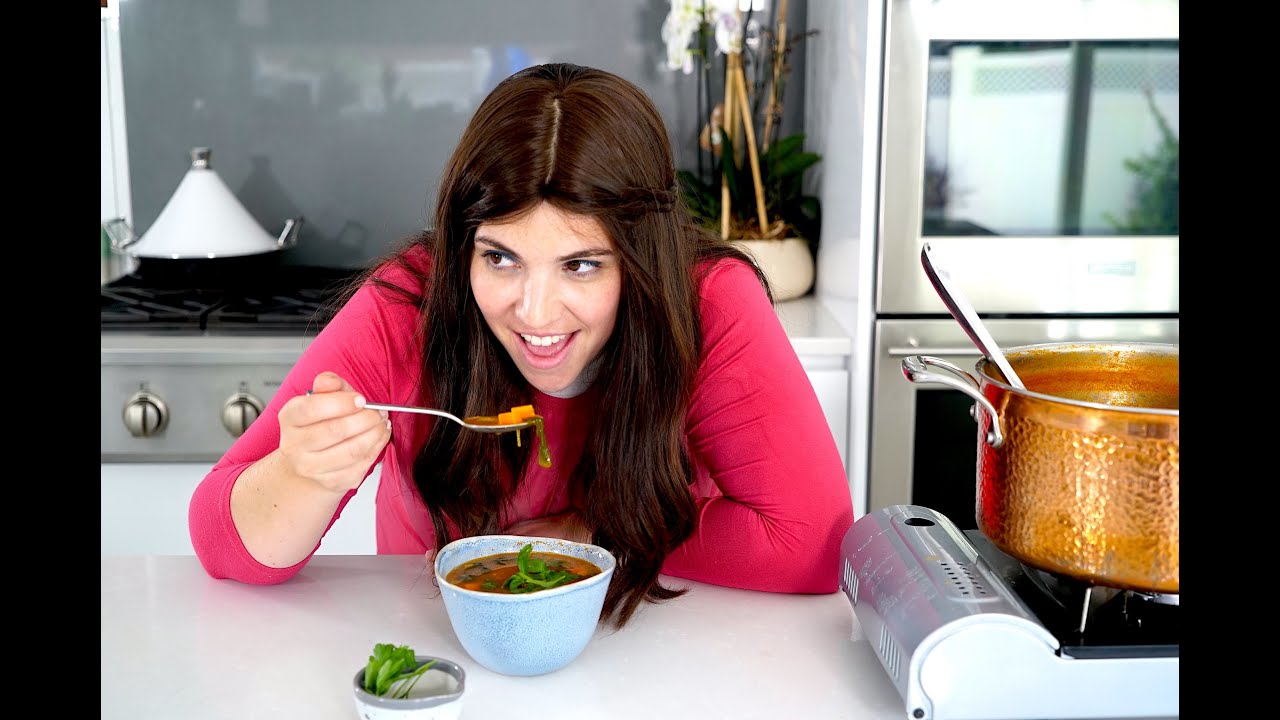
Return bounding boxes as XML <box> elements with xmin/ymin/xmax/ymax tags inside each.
<box><xmin>677</xmin><ymin>130</ymin><xmax>821</xmax><ymax>245</ymax></box>
<box><xmin>662</xmin><ymin>0</ymin><xmax>822</xmax><ymax>300</ymax></box>
<box><xmin>1104</xmin><ymin>89</ymin><xmax>1178</xmax><ymax>235</ymax></box>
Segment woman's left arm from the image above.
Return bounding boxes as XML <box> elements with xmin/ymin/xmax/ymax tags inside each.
<box><xmin>660</xmin><ymin>260</ymin><xmax>856</xmax><ymax>593</ymax></box>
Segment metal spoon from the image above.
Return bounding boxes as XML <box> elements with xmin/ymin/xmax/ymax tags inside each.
<box><xmin>919</xmin><ymin>243</ymin><xmax>1026</xmax><ymax>389</ymax></box>
<box><xmin>363</xmin><ymin>402</ymin><xmax>532</xmax><ymax>433</ymax></box>
<box><xmin>305</xmin><ymin>391</ymin><xmax>531</xmax><ymax>433</ymax></box>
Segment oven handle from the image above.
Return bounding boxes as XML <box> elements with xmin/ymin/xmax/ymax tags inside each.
<box><xmin>900</xmin><ymin>355</ymin><xmax>1004</xmax><ymax>448</ymax></box>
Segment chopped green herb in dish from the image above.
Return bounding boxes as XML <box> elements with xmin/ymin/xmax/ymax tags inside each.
<box><xmin>363</xmin><ymin>643</ymin><xmax>437</xmax><ymax>698</ymax></box>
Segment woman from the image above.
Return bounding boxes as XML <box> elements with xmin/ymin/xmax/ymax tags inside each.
<box><xmin>189</xmin><ymin>62</ymin><xmax>854</xmax><ymax>628</ymax></box>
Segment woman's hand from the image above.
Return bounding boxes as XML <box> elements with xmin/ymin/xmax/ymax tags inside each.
<box><xmin>503</xmin><ymin>510</ymin><xmax>593</xmax><ymax>544</ymax></box>
<box><xmin>275</xmin><ymin>371</ymin><xmax>391</xmax><ymax>495</ymax></box>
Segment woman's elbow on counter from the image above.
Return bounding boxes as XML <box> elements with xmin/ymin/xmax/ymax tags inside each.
<box><xmin>191</xmin><ymin>540</ymin><xmax>307</xmax><ymax>586</ymax></box>
<box><xmin>786</xmin><ymin>505</ymin><xmax>856</xmax><ymax>594</ymax></box>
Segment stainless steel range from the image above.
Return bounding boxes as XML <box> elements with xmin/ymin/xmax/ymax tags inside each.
<box><xmin>100</xmin><ymin>266</ymin><xmax>358</xmax><ymax>462</ymax></box>
<box><xmin>840</xmin><ymin>506</ymin><xmax>1177</xmax><ymax>720</ymax></box>
<box><xmin>99</xmin><ymin>265</ymin><xmax>384</xmax><ymax>556</ymax></box>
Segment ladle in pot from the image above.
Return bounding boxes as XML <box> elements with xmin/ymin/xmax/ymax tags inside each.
<box><xmin>919</xmin><ymin>243</ymin><xmax>1026</xmax><ymax>389</ymax></box>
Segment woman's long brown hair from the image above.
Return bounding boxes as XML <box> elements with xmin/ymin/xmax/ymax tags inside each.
<box><xmin>366</xmin><ymin>63</ymin><xmax>768</xmax><ymax>627</ymax></box>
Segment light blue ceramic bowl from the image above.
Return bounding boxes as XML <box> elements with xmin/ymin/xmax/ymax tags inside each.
<box><xmin>433</xmin><ymin>535</ymin><xmax>616</xmax><ymax>677</ymax></box>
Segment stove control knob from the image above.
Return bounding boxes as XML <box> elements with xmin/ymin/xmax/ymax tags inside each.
<box><xmin>123</xmin><ymin>391</ymin><xmax>168</xmax><ymax>438</ymax></box>
<box><xmin>222</xmin><ymin>392</ymin><xmax>265</xmax><ymax>437</ymax></box>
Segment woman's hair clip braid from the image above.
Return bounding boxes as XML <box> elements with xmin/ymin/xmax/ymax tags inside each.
<box><xmin>608</xmin><ymin>185</ymin><xmax>678</xmax><ymax>220</ymax></box>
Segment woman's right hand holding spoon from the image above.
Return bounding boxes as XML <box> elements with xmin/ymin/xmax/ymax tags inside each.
<box><xmin>276</xmin><ymin>371</ymin><xmax>392</xmax><ymax>495</ymax></box>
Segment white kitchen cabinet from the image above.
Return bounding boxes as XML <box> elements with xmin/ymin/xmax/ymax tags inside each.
<box><xmin>777</xmin><ymin>297</ymin><xmax>854</xmax><ymax>467</ymax></box>
<box><xmin>799</xmin><ymin>365</ymin><xmax>850</xmax><ymax>467</ymax></box>
<box><xmin>100</xmin><ymin>463</ymin><xmax>380</xmax><ymax>556</ymax></box>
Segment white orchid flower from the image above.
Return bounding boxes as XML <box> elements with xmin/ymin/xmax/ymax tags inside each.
<box><xmin>712</xmin><ymin>10</ymin><xmax>743</xmax><ymax>55</ymax></box>
<box><xmin>661</xmin><ymin>0</ymin><xmax>753</xmax><ymax>72</ymax></box>
<box><xmin>661</xmin><ymin>0</ymin><xmax>706</xmax><ymax>73</ymax></box>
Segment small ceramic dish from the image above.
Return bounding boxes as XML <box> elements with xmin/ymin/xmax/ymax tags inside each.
<box><xmin>352</xmin><ymin>655</ymin><xmax>465</xmax><ymax>720</ymax></box>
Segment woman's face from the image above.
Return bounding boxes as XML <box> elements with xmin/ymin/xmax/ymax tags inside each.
<box><xmin>471</xmin><ymin>201</ymin><xmax>622</xmax><ymax>395</ymax></box>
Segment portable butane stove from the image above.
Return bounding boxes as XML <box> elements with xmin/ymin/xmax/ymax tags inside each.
<box><xmin>840</xmin><ymin>506</ymin><xmax>1178</xmax><ymax>720</ymax></box>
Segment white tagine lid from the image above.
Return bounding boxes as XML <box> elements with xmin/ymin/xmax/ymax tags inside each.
<box><xmin>128</xmin><ymin>147</ymin><xmax>286</xmax><ymax>259</ymax></box>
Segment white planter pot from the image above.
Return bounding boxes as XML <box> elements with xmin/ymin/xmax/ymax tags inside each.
<box><xmin>732</xmin><ymin>238</ymin><xmax>815</xmax><ymax>301</ymax></box>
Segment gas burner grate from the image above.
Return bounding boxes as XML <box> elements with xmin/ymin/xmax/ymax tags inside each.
<box><xmin>968</xmin><ymin>533</ymin><xmax>1179</xmax><ymax>659</ymax></box>
<box><xmin>205</xmin><ymin>291</ymin><xmax>333</xmax><ymax>333</ymax></box>
<box><xmin>100</xmin><ymin>287</ymin><xmax>222</xmax><ymax>329</ymax></box>
<box><xmin>101</xmin><ymin>266</ymin><xmax>358</xmax><ymax>334</ymax></box>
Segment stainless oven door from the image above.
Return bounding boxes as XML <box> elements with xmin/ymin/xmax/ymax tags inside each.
<box><xmin>878</xmin><ymin>0</ymin><xmax>1180</xmax><ymax>316</ymax></box>
<box><xmin>868</xmin><ymin>317</ymin><xmax>1178</xmax><ymax>528</ymax></box>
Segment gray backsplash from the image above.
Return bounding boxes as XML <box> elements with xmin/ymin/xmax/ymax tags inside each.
<box><xmin>119</xmin><ymin>0</ymin><xmax>808</xmax><ymax>268</ymax></box>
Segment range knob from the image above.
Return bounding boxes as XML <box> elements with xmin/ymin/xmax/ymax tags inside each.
<box><xmin>123</xmin><ymin>391</ymin><xmax>168</xmax><ymax>437</ymax></box>
<box><xmin>222</xmin><ymin>392</ymin><xmax>265</xmax><ymax>437</ymax></box>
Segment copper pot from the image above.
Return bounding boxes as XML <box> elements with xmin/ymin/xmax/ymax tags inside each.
<box><xmin>902</xmin><ymin>342</ymin><xmax>1179</xmax><ymax>594</ymax></box>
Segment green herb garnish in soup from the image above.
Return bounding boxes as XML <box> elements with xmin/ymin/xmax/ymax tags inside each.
<box><xmin>446</xmin><ymin>543</ymin><xmax>600</xmax><ymax>594</ymax></box>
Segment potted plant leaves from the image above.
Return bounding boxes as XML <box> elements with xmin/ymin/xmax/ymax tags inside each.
<box><xmin>351</xmin><ymin>643</ymin><xmax>466</xmax><ymax>719</ymax></box>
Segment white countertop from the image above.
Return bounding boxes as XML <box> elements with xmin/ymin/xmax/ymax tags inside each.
<box><xmin>100</xmin><ymin>554</ymin><xmax>905</xmax><ymax>720</ymax></box>
<box><xmin>774</xmin><ymin>296</ymin><xmax>853</xmax><ymax>356</ymax></box>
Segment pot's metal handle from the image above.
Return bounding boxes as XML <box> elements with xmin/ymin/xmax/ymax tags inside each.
<box><xmin>901</xmin><ymin>355</ymin><xmax>1004</xmax><ymax>448</ymax></box>
<box><xmin>102</xmin><ymin>217</ymin><xmax>139</xmax><ymax>251</ymax></box>
<box><xmin>277</xmin><ymin>216</ymin><xmax>304</xmax><ymax>249</ymax></box>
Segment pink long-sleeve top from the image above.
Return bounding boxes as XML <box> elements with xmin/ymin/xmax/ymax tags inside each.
<box><xmin>189</xmin><ymin>245</ymin><xmax>855</xmax><ymax>592</ymax></box>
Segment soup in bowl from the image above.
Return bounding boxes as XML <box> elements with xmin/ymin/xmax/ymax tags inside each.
<box><xmin>433</xmin><ymin>535</ymin><xmax>616</xmax><ymax>676</ymax></box>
